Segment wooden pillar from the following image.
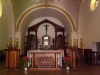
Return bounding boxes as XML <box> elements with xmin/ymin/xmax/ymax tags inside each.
<box><xmin>55</xmin><ymin>31</ymin><xmax>57</xmax><ymax>49</ymax></box>
<box><xmin>64</xmin><ymin>36</ymin><xmax>66</xmax><ymax>56</ymax></box>
<box><xmin>35</xmin><ymin>31</ymin><xmax>38</xmax><ymax>49</ymax></box>
<box><xmin>27</xmin><ymin>31</ymin><xmax>30</xmax><ymax>49</ymax></box>
<box><xmin>28</xmin><ymin>31</ymin><xmax>30</xmax><ymax>36</ymax></box>
<box><xmin>52</xmin><ymin>39</ymin><xmax>55</xmax><ymax>50</ymax></box>
<box><xmin>25</xmin><ymin>36</ymin><xmax>28</xmax><ymax>55</ymax></box>
<box><xmin>55</xmin><ymin>53</ymin><xmax>58</xmax><ymax>68</ymax></box>
<box><xmin>71</xmin><ymin>49</ymin><xmax>78</xmax><ymax>71</ymax></box>
<box><xmin>63</xmin><ymin>31</ymin><xmax>64</xmax><ymax>36</ymax></box>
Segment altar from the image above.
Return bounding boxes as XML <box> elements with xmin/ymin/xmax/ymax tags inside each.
<box><xmin>27</xmin><ymin>50</ymin><xmax>64</xmax><ymax>69</ymax></box>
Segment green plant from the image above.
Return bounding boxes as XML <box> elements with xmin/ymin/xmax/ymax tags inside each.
<box><xmin>63</xmin><ymin>57</ymin><xmax>71</xmax><ymax>67</ymax></box>
<box><xmin>22</xmin><ymin>56</ymin><xmax>29</xmax><ymax>67</ymax></box>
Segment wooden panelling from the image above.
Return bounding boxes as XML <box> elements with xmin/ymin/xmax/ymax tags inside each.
<box><xmin>5</xmin><ymin>49</ymin><xmax>20</xmax><ymax>70</ymax></box>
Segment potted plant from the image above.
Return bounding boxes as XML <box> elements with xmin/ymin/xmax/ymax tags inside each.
<box><xmin>63</xmin><ymin>57</ymin><xmax>71</xmax><ymax>70</ymax></box>
<box><xmin>22</xmin><ymin>56</ymin><xmax>29</xmax><ymax>70</ymax></box>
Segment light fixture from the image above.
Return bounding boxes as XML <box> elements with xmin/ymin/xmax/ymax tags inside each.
<box><xmin>95</xmin><ymin>0</ymin><xmax>99</xmax><ymax>6</ymax></box>
<box><xmin>31</xmin><ymin>0</ymin><xmax>61</xmax><ymax>2</ymax></box>
<box><xmin>0</xmin><ymin>0</ymin><xmax>2</xmax><ymax>17</ymax></box>
<box><xmin>90</xmin><ymin>0</ymin><xmax>99</xmax><ymax>11</ymax></box>
<box><xmin>31</xmin><ymin>0</ymin><xmax>61</xmax><ymax>8</ymax></box>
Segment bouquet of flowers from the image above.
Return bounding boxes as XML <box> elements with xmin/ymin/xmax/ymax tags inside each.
<box><xmin>63</xmin><ymin>57</ymin><xmax>71</xmax><ymax>67</ymax></box>
<box><xmin>22</xmin><ymin>56</ymin><xmax>29</xmax><ymax>67</ymax></box>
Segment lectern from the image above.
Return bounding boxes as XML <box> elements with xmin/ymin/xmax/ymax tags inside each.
<box><xmin>5</xmin><ymin>49</ymin><xmax>20</xmax><ymax>69</ymax></box>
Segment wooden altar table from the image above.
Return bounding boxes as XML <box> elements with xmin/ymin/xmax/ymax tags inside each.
<box><xmin>27</xmin><ymin>50</ymin><xmax>64</xmax><ymax>69</ymax></box>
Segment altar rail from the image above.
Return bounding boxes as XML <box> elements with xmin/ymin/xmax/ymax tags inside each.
<box><xmin>84</xmin><ymin>51</ymin><xmax>100</xmax><ymax>65</ymax></box>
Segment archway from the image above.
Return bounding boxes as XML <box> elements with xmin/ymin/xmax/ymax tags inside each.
<box><xmin>15</xmin><ymin>4</ymin><xmax>76</xmax><ymax>54</ymax></box>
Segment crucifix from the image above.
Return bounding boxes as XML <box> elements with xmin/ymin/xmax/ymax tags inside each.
<box><xmin>44</xmin><ymin>24</ymin><xmax>49</xmax><ymax>35</ymax></box>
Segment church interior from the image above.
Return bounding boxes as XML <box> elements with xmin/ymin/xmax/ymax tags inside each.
<box><xmin>0</xmin><ymin>0</ymin><xmax>100</xmax><ymax>75</ymax></box>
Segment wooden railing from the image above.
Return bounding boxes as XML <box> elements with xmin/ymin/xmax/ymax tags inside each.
<box><xmin>88</xmin><ymin>52</ymin><xmax>100</xmax><ymax>65</ymax></box>
<box><xmin>84</xmin><ymin>49</ymin><xmax>100</xmax><ymax>65</ymax></box>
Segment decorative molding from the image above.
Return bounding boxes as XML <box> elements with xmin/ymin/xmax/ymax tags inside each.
<box><xmin>11</xmin><ymin>0</ymin><xmax>16</xmax><ymax>32</ymax></box>
<box><xmin>16</xmin><ymin>4</ymin><xmax>76</xmax><ymax>32</ymax></box>
<box><xmin>80</xmin><ymin>38</ymin><xmax>83</xmax><ymax>49</ymax></box>
<box><xmin>31</xmin><ymin>0</ymin><xmax>61</xmax><ymax>2</ymax></box>
<box><xmin>9</xmin><ymin>38</ymin><xmax>12</xmax><ymax>45</ymax></box>
<box><xmin>35</xmin><ymin>56</ymin><xmax>55</xmax><ymax>68</ymax></box>
<box><xmin>16</xmin><ymin>38</ymin><xmax>19</xmax><ymax>49</ymax></box>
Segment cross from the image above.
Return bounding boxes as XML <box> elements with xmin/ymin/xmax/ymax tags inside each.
<box><xmin>45</xmin><ymin>0</ymin><xmax>53</xmax><ymax>8</ymax></box>
<box><xmin>45</xmin><ymin>0</ymin><xmax>49</xmax><ymax>8</ymax></box>
<box><xmin>44</xmin><ymin>24</ymin><xmax>49</xmax><ymax>35</ymax></box>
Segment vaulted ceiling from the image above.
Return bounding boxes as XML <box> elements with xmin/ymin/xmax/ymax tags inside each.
<box><xmin>12</xmin><ymin>0</ymin><xmax>82</xmax><ymax>35</ymax></box>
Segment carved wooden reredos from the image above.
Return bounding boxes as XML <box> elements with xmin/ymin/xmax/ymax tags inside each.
<box><xmin>26</xmin><ymin>19</ymin><xmax>66</xmax><ymax>50</ymax></box>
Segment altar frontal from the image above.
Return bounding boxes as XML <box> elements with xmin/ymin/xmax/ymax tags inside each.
<box><xmin>27</xmin><ymin>50</ymin><xmax>64</xmax><ymax>69</ymax></box>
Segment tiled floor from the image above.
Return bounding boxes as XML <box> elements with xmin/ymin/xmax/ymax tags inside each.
<box><xmin>0</xmin><ymin>60</ymin><xmax>100</xmax><ymax>75</ymax></box>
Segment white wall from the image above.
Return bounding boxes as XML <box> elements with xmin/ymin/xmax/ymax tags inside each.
<box><xmin>79</xmin><ymin>0</ymin><xmax>100</xmax><ymax>49</ymax></box>
<box><xmin>92</xmin><ymin>42</ymin><xmax>97</xmax><ymax>52</ymax></box>
<box><xmin>0</xmin><ymin>0</ymin><xmax>9</xmax><ymax>49</ymax></box>
<box><xmin>0</xmin><ymin>0</ymin><xmax>15</xmax><ymax>50</ymax></box>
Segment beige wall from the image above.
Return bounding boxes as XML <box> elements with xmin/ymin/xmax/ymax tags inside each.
<box><xmin>0</xmin><ymin>0</ymin><xmax>15</xmax><ymax>50</ymax></box>
<box><xmin>0</xmin><ymin>0</ymin><xmax>9</xmax><ymax>50</ymax></box>
<box><xmin>79</xmin><ymin>0</ymin><xmax>100</xmax><ymax>49</ymax></box>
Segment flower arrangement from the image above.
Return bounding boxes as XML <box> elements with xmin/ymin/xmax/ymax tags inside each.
<box><xmin>63</xmin><ymin>57</ymin><xmax>71</xmax><ymax>67</ymax></box>
<box><xmin>22</xmin><ymin>56</ymin><xmax>29</xmax><ymax>67</ymax></box>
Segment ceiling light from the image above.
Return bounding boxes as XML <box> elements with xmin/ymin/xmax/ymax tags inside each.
<box><xmin>0</xmin><ymin>0</ymin><xmax>2</xmax><ymax>17</ymax></box>
<box><xmin>31</xmin><ymin>0</ymin><xmax>61</xmax><ymax>8</ymax></box>
<box><xmin>90</xmin><ymin>0</ymin><xmax>99</xmax><ymax>11</ymax></box>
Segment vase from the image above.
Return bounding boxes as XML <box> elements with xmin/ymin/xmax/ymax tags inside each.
<box><xmin>66</xmin><ymin>66</ymin><xmax>70</xmax><ymax>70</ymax></box>
<box><xmin>24</xmin><ymin>67</ymin><xmax>27</xmax><ymax>70</ymax></box>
